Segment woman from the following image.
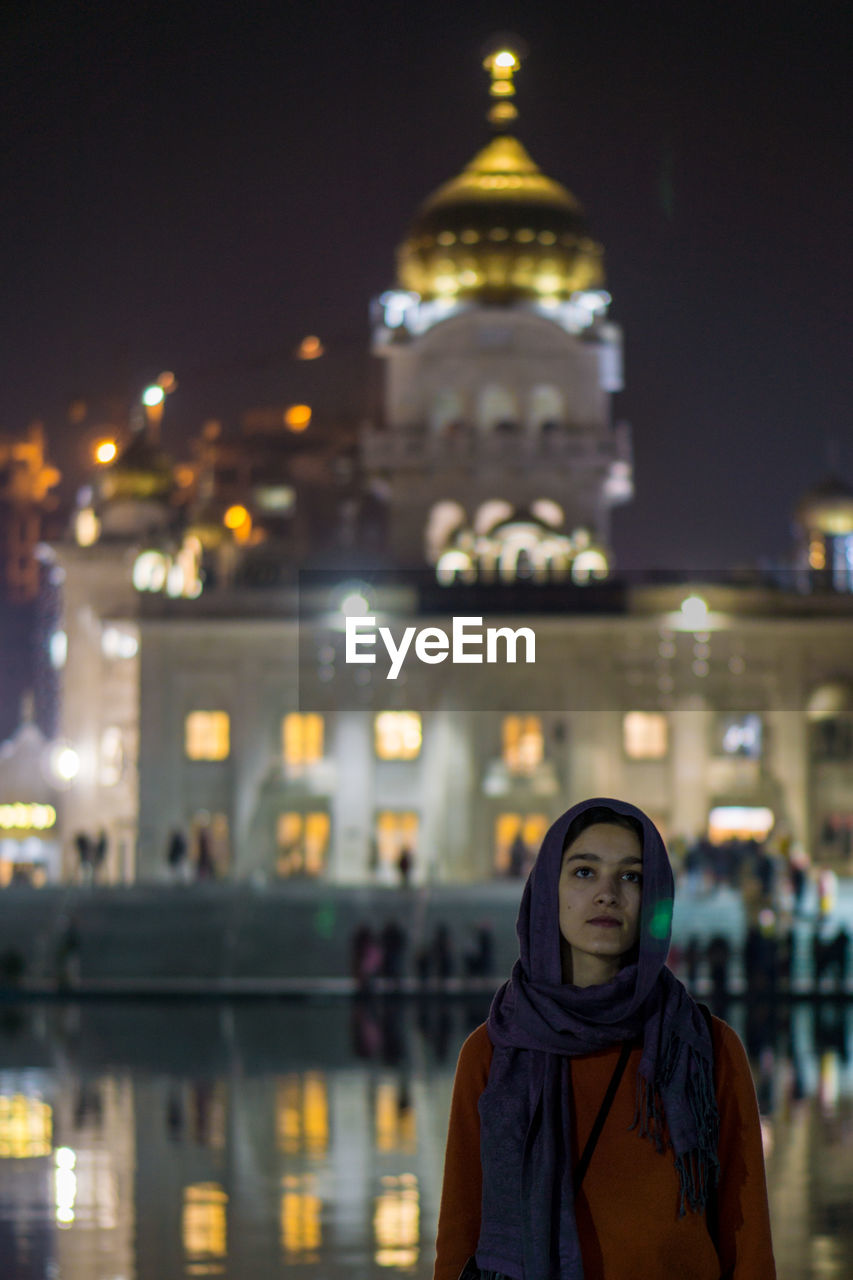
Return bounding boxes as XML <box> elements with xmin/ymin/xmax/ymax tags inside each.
<box><xmin>434</xmin><ymin>797</ymin><xmax>776</xmax><ymax>1280</ymax></box>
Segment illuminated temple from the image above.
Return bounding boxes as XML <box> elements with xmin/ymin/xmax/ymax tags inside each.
<box><xmin>8</xmin><ymin>47</ymin><xmax>853</xmax><ymax>887</ymax></box>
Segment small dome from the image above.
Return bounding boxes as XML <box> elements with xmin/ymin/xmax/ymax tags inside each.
<box><xmin>397</xmin><ymin>135</ymin><xmax>604</xmax><ymax>304</ymax></box>
<box><xmin>806</xmin><ymin>681</ymin><xmax>852</xmax><ymax>721</ymax></box>
<box><xmin>794</xmin><ymin>475</ymin><xmax>853</xmax><ymax>535</ymax></box>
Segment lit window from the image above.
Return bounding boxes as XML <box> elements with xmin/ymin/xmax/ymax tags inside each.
<box><xmin>282</xmin><ymin>713</ymin><xmax>324</xmax><ymax>766</ymax></box>
<box><xmin>623</xmin><ymin>712</ymin><xmax>668</xmax><ymax>760</ymax></box>
<box><xmin>281</xmin><ymin>1174</ymin><xmax>322</xmax><ymax>1261</ymax></box>
<box><xmin>276</xmin><ymin>812</ymin><xmax>329</xmax><ymax>877</ymax></box>
<box><xmin>502</xmin><ymin>715</ymin><xmax>544</xmax><ymax>773</ymax></box>
<box><xmin>374</xmin><ymin>712</ymin><xmax>422</xmax><ymax>760</ymax></box>
<box><xmin>276</xmin><ymin>1072</ymin><xmax>329</xmax><ymax>1156</ymax></box>
<box><xmin>375</xmin><ymin>812</ymin><xmax>419</xmax><ymax>873</ymax></box>
<box><xmin>0</xmin><ymin>1094</ymin><xmax>52</xmax><ymax>1158</ymax></box>
<box><xmin>373</xmin><ymin>1174</ymin><xmax>420</xmax><ymax>1269</ymax></box>
<box><xmin>185</xmin><ymin>712</ymin><xmax>230</xmax><ymax>761</ymax></box>
<box><xmin>182</xmin><ymin>1182</ymin><xmax>227</xmax><ymax>1261</ymax></box>
<box><xmin>494</xmin><ymin>813</ymin><xmax>548</xmax><ymax>875</ymax></box>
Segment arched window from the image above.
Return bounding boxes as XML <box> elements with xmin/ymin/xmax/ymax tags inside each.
<box><xmin>430</xmin><ymin>389</ymin><xmax>465</xmax><ymax>435</ymax></box>
<box><xmin>425</xmin><ymin>501</ymin><xmax>466</xmax><ymax>564</ymax></box>
<box><xmin>477</xmin><ymin>385</ymin><xmax>518</xmax><ymax>432</ymax></box>
<box><xmin>528</xmin><ymin>385</ymin><xmax>564</xmax><ymax>431</ymax></box>
<box><xmin>473</xmin><ymin>500</ymin><xmax>514</xmax><ymax>535</ymax></box>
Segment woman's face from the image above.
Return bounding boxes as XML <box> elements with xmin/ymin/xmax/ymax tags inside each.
<box><xmin>558</xmin><ymin>821</ymin><xmax>643</xmax><ymax>986</ymax></box>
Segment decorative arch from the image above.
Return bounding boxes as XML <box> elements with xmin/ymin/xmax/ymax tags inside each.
<box><xmin>477</xmin><ymin>385</ymin><xmax>518</xmax><ymax>432</ymax></box>
<box><xmin>528</xmin><ymin>384</ymin><xmax>564</xmax><ymax>431</ymax></box>
<box><xmin>424</xmin><ymin>500</ymin><xmax>467</xmax><ymax>564</ymax></box>
<box><xmin>430</xmin><ymin>388</ymin><xmax>465</xmax><ymax>435</ymax></box>
<box><xmin>473</xmin><ymin>499</ymin><xmax>514</xmax><ymax>535</ymax></box>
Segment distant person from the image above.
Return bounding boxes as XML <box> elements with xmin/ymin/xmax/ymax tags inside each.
<box><xmin>812</xmin><ymin>923</ymin><xmax>850</xmax><ymax>990</ymax></box>
<box><xmin>196</xmin><ymin>828</ymin><xmax>215</xmax><ymax>880</ymax></box>
<box><xmin>433</xmin><ymin>798</ymin><xmax>776</xmax><ymax>1279</ymax></box>
<box><xmin>744</xmin><ymin>919</ymin><xmax>779</xmax><ymax>997</ymax></box>
<box><xmin>380</xmin><ymin>919</ymin><xmax>407</xmax><ymax>983</ymax></box>
<box><xmin>706</xmin><ymin>933</ymin><xmax>732</xmax><ymax>1003</ymax></box>
<box><xmin>351</xmin><ymin>925</ymin><xmax>383</xmax><ymax>992</ymax></box>
<box><xmin>507</xmin><ymin>832</ymin><xmax>528</xmax><ymax>878</ymax></box>
<box><xmin>788</xmin><ymin>845</ymin><xmax>811</xmax><ymax>916</ymax></box>
<box><xmin>430</xmin><ymin>924</ymin><xmax>454</xmax><ymax>982</ymax></box>
<box><xmin>55</xmin><ymin>917</ymin><xmax>81</xmax><ymax>991</ymax></box>
<box><xmin>464</xmin><ymin>923</ymin><xmax>495</xmax><ymax>979</ymax></box>
<box><xmin>167</xmin><ymin>830</ymin><xmax>189</xmax><ymax>883</ymax></box>
<box><xmin>397</xmin><ymin>845</ymin><xmax>414</xmax><ymax>887</ymax></box>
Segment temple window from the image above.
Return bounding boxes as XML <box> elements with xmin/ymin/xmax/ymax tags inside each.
<box><xmin>494</xmin><ymin>812</ymin><xmax>548</xmax><ymax>875</ymax></box>
<box><xmin>529</xmin><ymin>384</ymin><xmax>564</xmax><ymax>430</ymax></box>
<box><xmin>276</xmin><ymin>812</ymin><xmax>330</xmax><ymax>878</ymax></box>
<box><xmin>623</xmin><ymin>712</ymin><xmax>668</xmax><ymax>760</ymax></box>
<box><xmin>282</xmin><ymin>713</ymin><xmax>324</xmax><ymax>766</ymax></box>
<box><xmin>374</xmin><ymin>712</ymin><xmax>422</xmax><ymax>760</ymax></box>
<box><xmin>477</xmin><ymin>384</ymin><xmax>517</xmax><ymax>431</ymax></box>
<box><xmin>502</xmin><ymin>715</ymin><xmax>544</xmax><ymax>773</ymax></box>
<box><xmin>185</xmin><ymin>711</ymin><xmax>230</xmax><ymax>761</ymax></box>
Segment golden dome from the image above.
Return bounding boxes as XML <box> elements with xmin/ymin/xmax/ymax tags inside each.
<box><xmin>397</xmin><ymin>135</ymin><xmax>604</xmax><ymax>303</ymax></box>
<box><xmin>794</xmin><ymin>475</ymin><xmax>853</xmax><ymax>535</ymax></box>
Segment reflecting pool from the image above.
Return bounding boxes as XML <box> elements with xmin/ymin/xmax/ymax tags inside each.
<box><xmin>0</xmin><ymin>996</ymin><xmax>850</xmax><ymax>1279</ymax></box>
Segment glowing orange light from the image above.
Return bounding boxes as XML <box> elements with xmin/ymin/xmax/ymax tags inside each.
<box><xmin>224</xmin><ymin>504</ymin><xmax>250</xmax><ymax>530</ymax></box>
<box><xmin>94</xmin><ymin>440</ymin><xmax>117</xmax><ymax>465</ymax></box>
<box><xmin>284</xmin><ymin>404</ymin><xmax>312</xmax><ymax>432</ymax></box>
<box><xmin>296</xmin><ymin>336</ymin><xmax>324</xmax><ymax>360</ymax></box>
<box><xmin>174</xmin><ymin>464</ymin><xmax>196</xmax><ymax>489</ymax></box>
<box><xmin>157</xmin><ymin>370</ymin><xmax>177</xmax><ymax>393</ymax></box>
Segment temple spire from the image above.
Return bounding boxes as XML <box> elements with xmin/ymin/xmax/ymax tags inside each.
<box><xmin>482</xmin><ymin>40</ymin><xmax>523</xmax><ymax>130</ymax></box>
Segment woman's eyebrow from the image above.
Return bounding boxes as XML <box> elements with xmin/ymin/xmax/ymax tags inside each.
<box><xmin>564</xmin><ymin>852</ymin><xmax>643</xmax><ymax>865</ymax></box>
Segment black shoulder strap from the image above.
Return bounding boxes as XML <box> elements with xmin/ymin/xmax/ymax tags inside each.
<box><xmin>696</xmin><ymin>1002</ymin><xmax>720</xmax><ymax>1259</ymax></box>
<box><xmin>573</xmin><ymin>1040</ymin><xmax>633</xmax><ymax>1194</ymax></box>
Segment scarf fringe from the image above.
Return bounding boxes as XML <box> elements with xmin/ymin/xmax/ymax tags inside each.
<box><xmin>630</xmin><ymin>1030</ymin><xmax>720</xmax><ymax>1215</ymax></box>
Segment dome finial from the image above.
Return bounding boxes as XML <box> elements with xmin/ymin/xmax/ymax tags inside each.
<box><xmin>481</xmin><ymin>35</ymin><xmax>526</xmax><ymax>130</ymax></box>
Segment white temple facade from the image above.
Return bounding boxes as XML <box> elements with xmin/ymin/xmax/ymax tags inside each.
<box><xmin>45</xmin><ymin>49</ymin><xmax>853</xmax><ymax>886</ymax></box>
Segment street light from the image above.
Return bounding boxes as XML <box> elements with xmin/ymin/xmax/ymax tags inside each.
<box><xmin>141</xmin><ymin>373</ymin><xmax>176</xmax><ymax>441</ymax></box>
<box><xmin>142</xmin><ymin>385</ymin><xmax>165</xmax><ymax>408</ymax></box>
<box><xmin>93</xmin><ymin>439</ymin><xmax>117</xmax><ymax>465</ymax></box>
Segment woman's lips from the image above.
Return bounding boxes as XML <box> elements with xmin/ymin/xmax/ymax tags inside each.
<box><xmin>587</xmin><ymin>917</ymin><xmax>621</xmax><ymax>927</ymax></box>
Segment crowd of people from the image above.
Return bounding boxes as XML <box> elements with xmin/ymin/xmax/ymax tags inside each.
<box><xmin>350</xmin><ymin>919</ymin><xmax>496</xmax><ymax>991</ymax></box>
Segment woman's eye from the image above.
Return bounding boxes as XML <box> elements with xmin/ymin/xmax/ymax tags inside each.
<box><xmin>574</xmin><ymin>867</ymin><xmax>593</xmax><ymax>878</ymax></box>
<box><xmin>623</xmin><ymin>872</ymin><xmax>642</xmax><ymax>883</ymax></box>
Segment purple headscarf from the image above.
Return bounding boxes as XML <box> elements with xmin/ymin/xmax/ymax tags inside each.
<box><xmin>476</xmin><ymin>797</ymin><xmax>719</xmax><ymax>1280</ymax></box>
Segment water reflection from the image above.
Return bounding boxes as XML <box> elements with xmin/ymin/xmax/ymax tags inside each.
<box><xmin>0</xmin><ymin>996</ymin><xmax>850</xmax><ymax>1279</ymax></box>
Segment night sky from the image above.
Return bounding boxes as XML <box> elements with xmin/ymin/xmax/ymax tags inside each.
<box><xmin>2</xmin><ymin>0</ymin><xmax>851</xmax><ymax>572</ymax></box>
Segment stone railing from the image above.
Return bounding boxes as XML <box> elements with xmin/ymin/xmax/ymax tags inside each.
<box><xmin>361</xmin><ymin>425</ymin><xmax>631</xmax><ymax>471</ymax></box>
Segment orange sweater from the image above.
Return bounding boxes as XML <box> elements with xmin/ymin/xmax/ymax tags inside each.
<box><xmin>434</xmin><ymin>1017</ymin><xmax>776</xmax><ymax>1280</ymax></box>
